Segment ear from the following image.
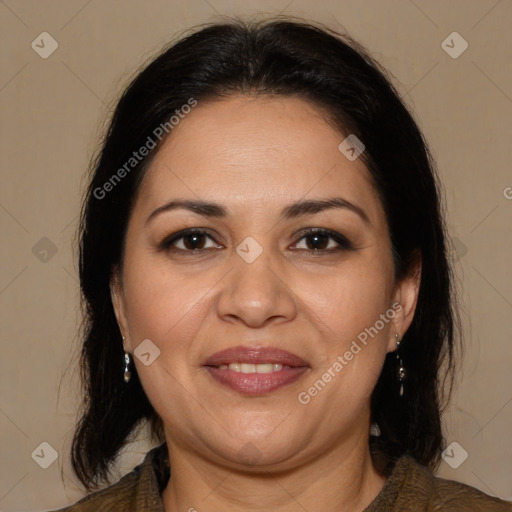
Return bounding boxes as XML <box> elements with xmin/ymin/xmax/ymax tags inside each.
<box><xmin>386</xmin><ymin>251</ymin><xmax>422</xmax><ymax>353</ymax></box>
<box><xmin>110</xmin><ymin>265</ymin><xmax>131</xmax><ymax>351</ymax></box>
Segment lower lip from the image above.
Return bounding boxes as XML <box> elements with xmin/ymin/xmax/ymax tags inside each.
<box><xmin>204</xmin><ymin>365</ymin><xmax>309</xmax><ymax>395</ymax></box>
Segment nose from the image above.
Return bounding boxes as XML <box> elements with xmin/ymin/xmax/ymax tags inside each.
<box><xmin>216</xmin><ymin>245</ymin><xmax>298</xmax><ymax>328</ymax></box>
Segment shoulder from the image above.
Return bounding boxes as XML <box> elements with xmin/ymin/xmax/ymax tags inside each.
<box><xmin>47</xmin><ymin>444</ymin><xmax>168</xmax><ymax>512</ymax></box>
<box><xmin>367</xmin><ymin>453</ymin><xmax>511</xmax><ymax>511</ymax></box>
<box><xmin>49</xmin><ymin>470</ymin><xmax>140</xmax><ymax>511</ymax></box>
<box><xmin>430</xmin><ymin>473</ymin><xmax>511</xmax><ymax>511</ymax></box>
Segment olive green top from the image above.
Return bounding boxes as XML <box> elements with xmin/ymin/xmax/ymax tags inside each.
<box><xmin>51</xmin><ymin>443</ymin><xmax>511</xmax><ymax>511</ymax></box>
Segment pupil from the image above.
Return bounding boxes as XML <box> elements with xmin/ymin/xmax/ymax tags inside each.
<box><xmin>185</xmin><ymin>233</ymin><xmax>205</xmax><ymax>250</ymax></box>
<box><xmin>182</xmin><ymin>233</ymin><xmax>330</xmax><ymax>251</ymax></box>
<box><xmin>308</xmin><ymin>234</ymin><xmax>327</xmax><ymax>250</ymax></box>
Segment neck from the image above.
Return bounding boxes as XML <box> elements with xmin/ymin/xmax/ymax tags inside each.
<box><xmin>162</xmin><ymin>432</ymin><xmax>386</xmax><ymax>512</ymax></box>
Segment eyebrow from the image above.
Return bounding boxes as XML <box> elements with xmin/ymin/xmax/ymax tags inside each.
<box><xmin>146</xmin><ymin>197</ymin><xmax>371</xmax><ymax>226</ymax></box>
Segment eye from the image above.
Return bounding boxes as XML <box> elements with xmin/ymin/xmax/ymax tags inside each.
<box><xmin>159</xmin><ymin>229</ymin><xmax>222</xmax><ymax>253</ymax></box>
<box><xmin>159</xmin><ymin>227</ymin><xmax>354</xmax><ymax>255</ymax></box>
<box><xmin>291</xmin><ymin>228</ymin><xmax>354</xmax><ymax>252</ymax></box>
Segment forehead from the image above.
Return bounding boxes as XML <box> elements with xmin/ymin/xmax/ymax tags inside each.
<box><xmin>134</xmin><ymin>95</ymin><xmax>383</xmax><ymax>226</ymax></box>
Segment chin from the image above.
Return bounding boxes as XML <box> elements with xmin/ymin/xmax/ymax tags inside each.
<box><xmin>217</xmin><ymin>429</ymin><xmax>302</xmax><ymax>468</ymax></box>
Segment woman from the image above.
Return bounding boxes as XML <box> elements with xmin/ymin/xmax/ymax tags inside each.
<box><xmin>54</xmin><ymin>18</ymin><xmax>511</xmax><ymax>511</ymax></box>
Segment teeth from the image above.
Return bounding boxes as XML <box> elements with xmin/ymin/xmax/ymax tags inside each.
<box><xmin>221</xmin><ymin>363</ymin><xmax>284</xmax><ymax>373</ymax></box>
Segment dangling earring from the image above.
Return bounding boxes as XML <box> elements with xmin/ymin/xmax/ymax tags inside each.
<box><xmin>124</xmin><ymin>352</ymin><xmax>132</xmax><ymax>383</ymax></box>
<box><xmin>395</xmin><ymin>333</ymin><xmax>406</xmax><ymax>397</ymax></box>
<box><xmin>122</xmin><ymin>336</ymin><xmax>132</xmax><ymax>383</ymax></box>
<box><xmin>370</xmin><ymin>423</ymin><xmax>381</xmax><ymax>437</ymax></box>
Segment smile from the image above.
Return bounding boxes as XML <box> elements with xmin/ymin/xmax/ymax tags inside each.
<box><xmin>205</xmin><ymin>363</ymin><xmax>310</xmax><ymax>395</ymax></box>
<box><xmin>217</xmin><ymin>362</ymin><xmax>285</xmax><ymax>373</ymax></box>
<box><xmin>203</xmin><ymin>345</ymin><xmax>310</xmax><ymax>395</ymax></box>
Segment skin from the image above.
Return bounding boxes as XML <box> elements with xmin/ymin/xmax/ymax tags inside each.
<box><xmin>111</xmin><ymin>95</ymin><xmax>421</xmax><ymax>511</ymax></box>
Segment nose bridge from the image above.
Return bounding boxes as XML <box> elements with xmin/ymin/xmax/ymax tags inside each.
<box><xmin>216</xmin><ymin>237</ymin><xmax>297</xmax><ymax>326</ymax></box>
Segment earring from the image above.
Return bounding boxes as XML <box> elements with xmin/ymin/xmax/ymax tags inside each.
<box><xmin>122</xmin><ymin>337</ymin><xmax>132</xmax><ymax>383</ymax></box>
<box><xmin>123</xmin><ymin>352</ymin><xmax>132</xmax><ymax>383</ymax></box>
<box><xmin>395</xmin><ymin>333</ymin><xmax>406</xmax><ymax>397</ymax></box>
<box><xmin>370</xmin><ymin>422</ymin><xmax>381</xmax><ymax>437</ymax></box>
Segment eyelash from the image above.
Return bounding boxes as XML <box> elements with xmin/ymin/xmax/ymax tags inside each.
<box><xmin>158</xmin><ymin>228</ymin><xmax>355</xmax><ymax>255</ymax></box>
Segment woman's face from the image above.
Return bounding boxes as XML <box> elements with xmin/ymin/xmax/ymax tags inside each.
<box><xmin>111</xmin><ymin>95</ymin><xmax>419</xmax><ymax>470</ymax></box>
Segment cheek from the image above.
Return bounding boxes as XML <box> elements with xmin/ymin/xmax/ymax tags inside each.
<box><xmin>298</xmin><ymin>259</ymin><xmax>393</xmax><ymax>406</ymax></box>
<box><xmin>121</xmin><ymin>256</ymin><xmax>214</xmax><ymax>343</ymax></box>
<box><xmin>300</xmin><ymin>257</ymin><xmax>393</xmax><ymax>342</ymax></box>
<box><xmin>119</xmin><ymin>258</ymin><xmax>212</xmax><ymax>421</ymax></box>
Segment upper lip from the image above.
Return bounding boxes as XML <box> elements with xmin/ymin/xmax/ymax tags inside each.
<box><xmin>203</xmin><ymin>346</ymin><xmax>309</xmax><ymax>367</ymax></box>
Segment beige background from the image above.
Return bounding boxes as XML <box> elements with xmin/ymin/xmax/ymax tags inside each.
<box><xmin>1</xmin><ymin>0</ymin><xmax>511</xmax><ymax>510</ymax></box>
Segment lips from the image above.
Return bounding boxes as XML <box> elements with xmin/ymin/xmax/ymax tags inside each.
<box><xmin>203</xmin><ymin>346</ymin><xmax>309</xmax><ymax>367</ymax></box>
<box><xmin>203</xmin><ymin>346</ymin><xmax>310</xmax><ymax>395</ymax></box>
